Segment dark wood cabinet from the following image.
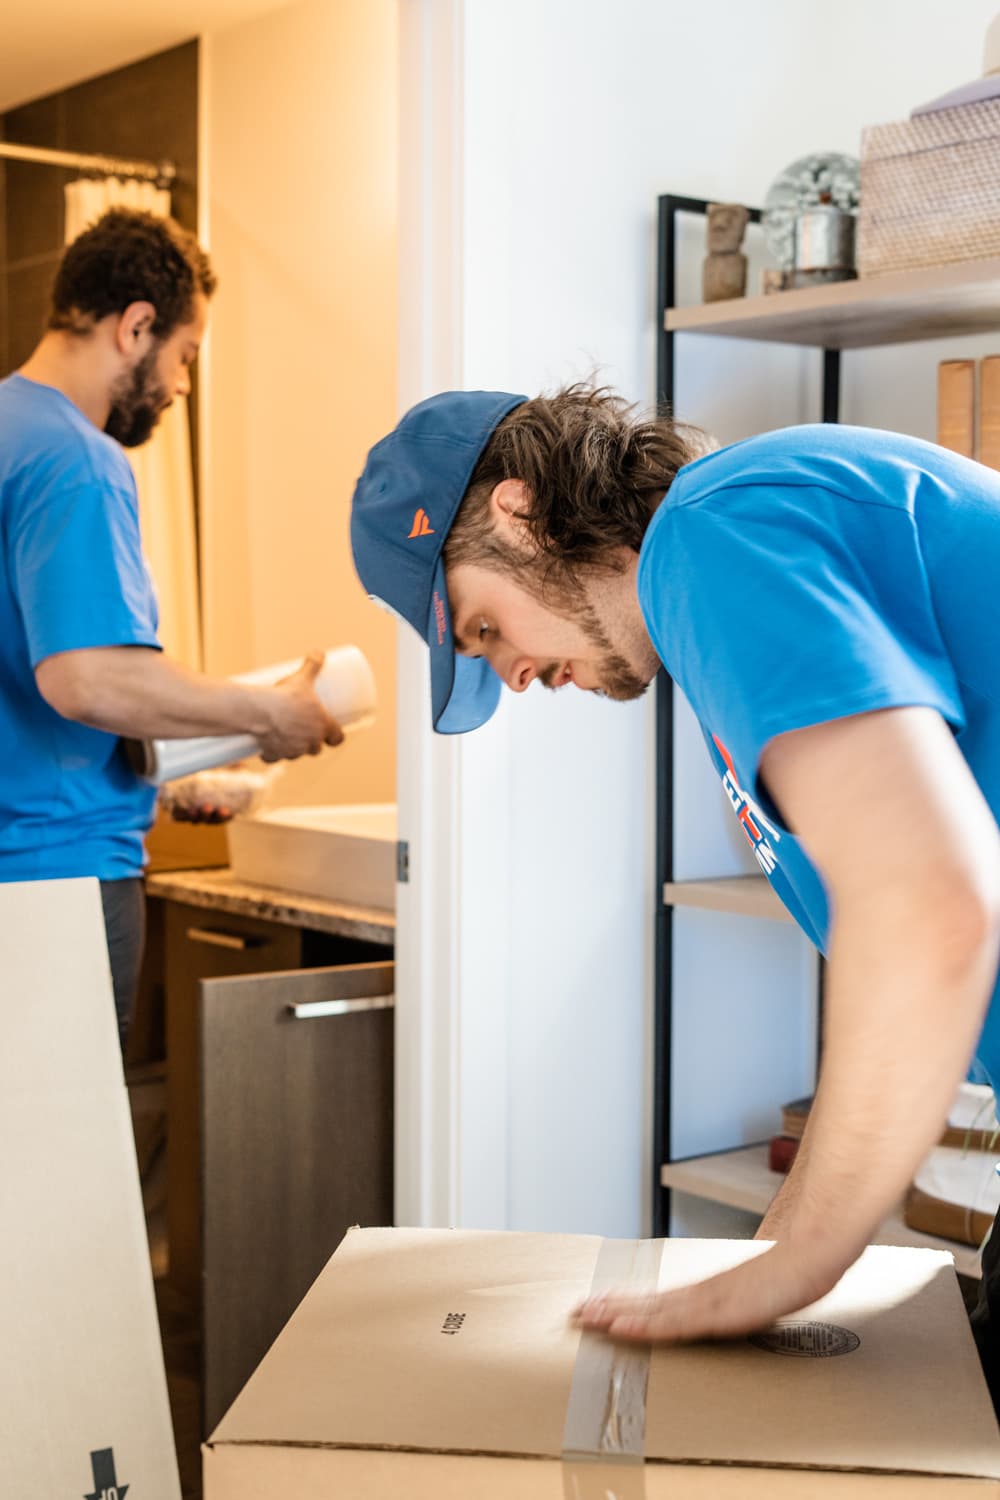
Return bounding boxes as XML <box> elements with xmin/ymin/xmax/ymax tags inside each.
<box><xmin>152</xmin><ymin>889</ymin><xmax>394</xmax><ymax>1435</ymax></box>
<box><xmin>200</xmin><ymin>960</ymin><xmax>394</xmax><ymax>1429</ymax></box>
<box><xmin>164</xmin><ymin>902</ymin><xmax>303</xmax><ymax>1297</ymax></box>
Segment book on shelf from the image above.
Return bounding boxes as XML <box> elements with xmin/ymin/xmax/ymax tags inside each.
<box><xmin>780</xmin><ymin>1096</ymin><xmax>812</xmax><ymax>1141</ymax></box>
<box><xmin>978</xmin><ymin>354</ymin><xmax>1000</xmax><ymax>471</ymax></box>
<box><xmin>937</xmin><ymin>358</ymin><xmax>976</xmax><ymax>458</ymax></box>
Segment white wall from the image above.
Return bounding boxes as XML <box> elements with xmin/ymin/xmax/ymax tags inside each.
<box><xmin>403</xmin><ymin>0</ymin><xmax>1000</xmax><ymax>1238</ymax></box>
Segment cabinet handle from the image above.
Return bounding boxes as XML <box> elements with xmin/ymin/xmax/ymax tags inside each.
<box><xmin>185</xmin><ymin>925</ymin><xmax>263</xmax><ymax>951</ymax></box>
<box><xmin>288</xmin><ymin>994</ymin><xmax>395</xmax><ymax>1019</ymax></box>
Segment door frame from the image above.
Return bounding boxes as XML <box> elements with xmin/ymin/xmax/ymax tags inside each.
<box><xmin>394</xmin><ymin>0</ymin><xmax>511</xmax><ymax>1230</ymax></box>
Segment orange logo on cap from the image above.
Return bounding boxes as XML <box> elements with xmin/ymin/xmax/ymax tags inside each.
<box><xmin>408</xmin><ymin>508</ymin><xmax>435</xmax><ymax>539</ymax></box>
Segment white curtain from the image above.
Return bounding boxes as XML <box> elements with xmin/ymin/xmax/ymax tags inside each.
<box><xmin>64</xmin><ymin>177</ymin><xmax>203</xmax><ymax>670</ymax></box>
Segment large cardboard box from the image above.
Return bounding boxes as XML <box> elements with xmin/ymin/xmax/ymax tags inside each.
<box><xmin>0</xmin><ymin>878</ymin><xmax>181</xmax><ymax>1499</ymax></box>
<box><xmin>204</xmin><ymin>1226</ymin><xmax>1000</xmax><ymax>1498</ymax></box>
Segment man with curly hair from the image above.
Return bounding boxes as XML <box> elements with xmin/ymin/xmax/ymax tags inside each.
<box><xmin>351</xmin><ymin>386</ymin><xmax>1000</xmax><ymax>1408</ymax></box>
<box><xmin>0</xmin><ymin>209</ymin><xmax>342</xmax><ymax>1045</ymax></box>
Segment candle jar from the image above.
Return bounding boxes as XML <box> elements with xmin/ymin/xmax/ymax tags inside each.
<box><xmin>790</xmin><ymin>204</ymin><xmax>857</xmax><ymax>287</ymax></box>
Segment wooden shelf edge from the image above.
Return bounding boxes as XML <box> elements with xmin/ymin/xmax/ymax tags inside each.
<box><xmin>660</xmin><ymin>1144</ymin><xmax>983</xmax><ymax>1278</ymax></box>
<box><xmin>662</xmin><ymin>876</ymin><xmax>793</xmax><ymax>923</ymax></box>
<box><xmin>664</xmin><ymin>254</ymin><xmax>1000</xmax><ymax>349</ymax></box>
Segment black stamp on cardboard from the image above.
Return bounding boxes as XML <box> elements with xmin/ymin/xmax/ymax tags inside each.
<box><xmin>749</xmin><ymin>1321</ymin><xmax>861</xmax><ymax>1358</ymax></box>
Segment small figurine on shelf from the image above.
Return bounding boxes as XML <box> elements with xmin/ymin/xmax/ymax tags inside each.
<box><xmin>702</xmin><ymin>201</ymin><xmax>749</xmax><ymax>303</ymax></box>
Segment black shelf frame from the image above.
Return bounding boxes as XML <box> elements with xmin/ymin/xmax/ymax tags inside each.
<box><xmin>652</xmin><ymin>193</ymin><xmax>839</xmax><ymax>1237</ymax></box>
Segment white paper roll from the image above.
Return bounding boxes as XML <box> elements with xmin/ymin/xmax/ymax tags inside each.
<box><xmin>124</xmin><ymin>645</ymin><xmax>377</xmax><ymax>786</ymax></box>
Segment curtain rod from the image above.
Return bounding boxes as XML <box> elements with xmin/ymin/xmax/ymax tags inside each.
<box><xmin>0</xmin><ymin>140</ymin><xmax>176</xmax><ymax>186</ymax></box>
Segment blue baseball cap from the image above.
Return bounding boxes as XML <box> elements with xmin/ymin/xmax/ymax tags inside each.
<box><xmin>350</xmin><ymin>390</ymin><xmax>527</xmax><ymax>733</ymax></box>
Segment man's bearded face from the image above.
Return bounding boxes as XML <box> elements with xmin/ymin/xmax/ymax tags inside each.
<box><xmin>105</xmin><ymin>344</ymin><xmax>171</xmax><ymax>448</ymax></box>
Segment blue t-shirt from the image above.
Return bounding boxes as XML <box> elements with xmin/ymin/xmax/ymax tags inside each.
<box><xmin>637</xmin><ymin>423</ymin><xmax>1000</xmax><ymax>1095</ymax></box>
<box><xmin>0</xmin><ymin>374</ymin><xmax>160</xmax><ymax>881</ymax></box>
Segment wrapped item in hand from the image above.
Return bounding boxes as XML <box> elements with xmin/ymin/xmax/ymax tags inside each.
<box><xmin>157</xmin><ymin>762</ymin><xmax>282</xmax><ymax>824</ymax></box>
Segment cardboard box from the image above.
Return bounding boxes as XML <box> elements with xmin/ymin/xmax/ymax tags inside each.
<box><xmin>145</xmin><ymin>803</ymin><xmax>229</xmax><ymax>871</ymax></box>
<box><xmin>204</xmin><ymin>1226</ymin><xmax>1000</xmax><ymax>1498</ymax></box>
<box><xmin>0</xmin><ymin>878</ymin><xmax>181</xmax><ymax>1500</ymax></box>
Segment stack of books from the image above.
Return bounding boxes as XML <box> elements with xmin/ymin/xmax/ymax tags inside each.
<box><xmin>938</xmin><ymin>355</ymin><xmax>1000</xmax><ymax>466</ymax></box>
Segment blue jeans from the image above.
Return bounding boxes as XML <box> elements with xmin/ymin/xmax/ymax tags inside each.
<box><xmin>99</xmin><ymin>878</ymin><xmax>146</xmax><ymax>1051</ymax></box>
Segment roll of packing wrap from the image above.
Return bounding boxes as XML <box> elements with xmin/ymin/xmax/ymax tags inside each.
<box><xmin>123</xmin><ymin>645</ymin><xmax>377</xmax><ymax>786</ymax></box>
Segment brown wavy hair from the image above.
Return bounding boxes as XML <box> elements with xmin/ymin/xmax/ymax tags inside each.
<box><xmin>445</xmin><ymin>383</ymin><xmax>707</xmax><ymax>592</ymax></box>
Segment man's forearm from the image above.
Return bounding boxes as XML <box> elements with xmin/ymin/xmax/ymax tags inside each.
<box><xmin>757</xmin><ymin>889</ymin><xmax>998</xmax><ymax>1280</ymax></box>
<box><xmin>36</xmin><ymin>646</ymin><xmax>272</xmax><ymax>741</ymax></box>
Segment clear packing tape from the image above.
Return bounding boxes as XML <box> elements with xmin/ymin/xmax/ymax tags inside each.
<box><xmin>122</xmin><ymin>644</ymin><xmax>377</xmax><ymax>786</ymax></box>
<box><xmin>562</xmin><ymin>1237</ymin><xmax>665</xmax><ymax>1499</ymax></box>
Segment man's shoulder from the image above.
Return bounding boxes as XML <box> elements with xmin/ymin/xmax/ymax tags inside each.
<box><xmin>672</xmin><ymin>424</ymin><xmax>933</xmax><ymax>505</ymax></box>
<box><xmin>0</xmin><ymin>375</ymin><xmax>134</xmax><ymax>496</ymax></box>
<box><xmin>639</xmin><ymin>424</ymin><xmax>942</xmax><ymax>603</ymax></box>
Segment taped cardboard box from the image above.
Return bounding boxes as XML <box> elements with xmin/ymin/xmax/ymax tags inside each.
<box><xmin>0</xmin><ymin>878</ymin><xmax>181</xmax><ymax>1500</ymax></box>
<box><xmin>204</xmin><ymin>1226</ymin><xmax>1000</xmax><ymax>1498</ymax></box>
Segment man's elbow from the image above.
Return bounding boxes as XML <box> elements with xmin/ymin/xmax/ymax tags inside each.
<box><xmin>35</xmin><ymin>653</ymin><xmax>101</xmax><ymax>724</ymax></box>
<box><xmin>925</xmin><ymin>866</ymin><xmax>1000</xmax><ymax>978</ymax></box>
<box><xmin>837</xmin><ymin>855</ymin><xmax>1000</xmax><ymax>980</ymax></box>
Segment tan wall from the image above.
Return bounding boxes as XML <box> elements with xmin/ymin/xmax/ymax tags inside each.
<box><xmin>201</xmin><ymin>0</ymin><xmax>398</xmax><ymax>807</ymax></box>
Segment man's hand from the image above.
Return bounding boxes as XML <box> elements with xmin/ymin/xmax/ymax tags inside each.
<box><xmin>255</xmin><ymin>652</ymin><xmax>344</xmax><ymax>762</ymax></box>
<box><xmin>575</xmin><ymin>1239</ymin><xmax>842</xmax><ymax>1344</ymax></box>
<box><xmin>171</xmin><ymin>801</ymin><xmax>234</xmax><ymax>824</ymax></box>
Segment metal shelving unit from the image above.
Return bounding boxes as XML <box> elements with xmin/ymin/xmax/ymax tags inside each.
<box><xmin>653</xmin><ymin>192</ymin><xmax>1000</xmax><ymax>1240</ymax></box>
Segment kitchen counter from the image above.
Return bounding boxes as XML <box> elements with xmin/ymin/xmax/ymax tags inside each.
<box><xmin>145</xmin><ymin>867</ymin><xmax>394</xmax><ymax>947</ymax></box>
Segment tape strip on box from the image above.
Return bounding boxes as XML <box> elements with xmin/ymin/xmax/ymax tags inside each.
<box><xmin>562</xmin><ymin>1237</ymin><xmax>665</xmax><ymax>1499</ymax></box>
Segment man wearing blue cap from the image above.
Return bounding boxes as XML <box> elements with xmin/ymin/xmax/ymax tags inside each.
<box><xmin>351</xmin><ymin>384</ymin><xmax>1000</xmax><ymax>1405</ymax></box>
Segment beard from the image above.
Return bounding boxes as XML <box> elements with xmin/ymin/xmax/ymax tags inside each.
<box><xmin>105</xmin><ymin>346</ymin><xmax>171</xmax><ymax>448</ymax></box>
<box><xmin>539</xmin><ymin>595</ymin><xmax>653</xmax><ymax>702</ymax></box>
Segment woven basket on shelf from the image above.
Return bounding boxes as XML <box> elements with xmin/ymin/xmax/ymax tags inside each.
<box><xmin>858</xmin><ymin>98</ymin><xmax>1000</xmax><ymax>277</ymax></box>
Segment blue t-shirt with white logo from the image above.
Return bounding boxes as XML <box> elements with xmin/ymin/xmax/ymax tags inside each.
<box><xmin>637</xmin><ymin>422</ymin><xmax>1000</xmax><ymax>1095</ymax></box>
<box><xmin>0</xmin><ymin>374</ymin><xmax>160</xmax><ymax>881</ymax></box>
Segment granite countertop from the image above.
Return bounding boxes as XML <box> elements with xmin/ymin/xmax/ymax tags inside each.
<box><xmin>145</xmin><ymin>866</ymin><xmax>394</xmax><ymax>947</ymax></box>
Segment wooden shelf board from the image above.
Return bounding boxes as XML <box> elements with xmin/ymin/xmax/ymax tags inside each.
<box><xmin>665</xmin><ymin>255</ymin><xmax>1000</xmax><ymax>349</ymax></box>
<box><xmin>660</xmin><ymin>1144</ymin><xmax>983</xmax><ymax>1278</ymax></box>
<box><xmin>663</xmin><ymin>876</ymin><xmax>792</xmax><ymax>923</ymax></box>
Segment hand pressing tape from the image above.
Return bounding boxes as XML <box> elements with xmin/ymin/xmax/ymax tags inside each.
<box><xmin>562</xmin><ymin>1236</ymin><xmax>666</xmax><ymax>1500</ymax></box>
